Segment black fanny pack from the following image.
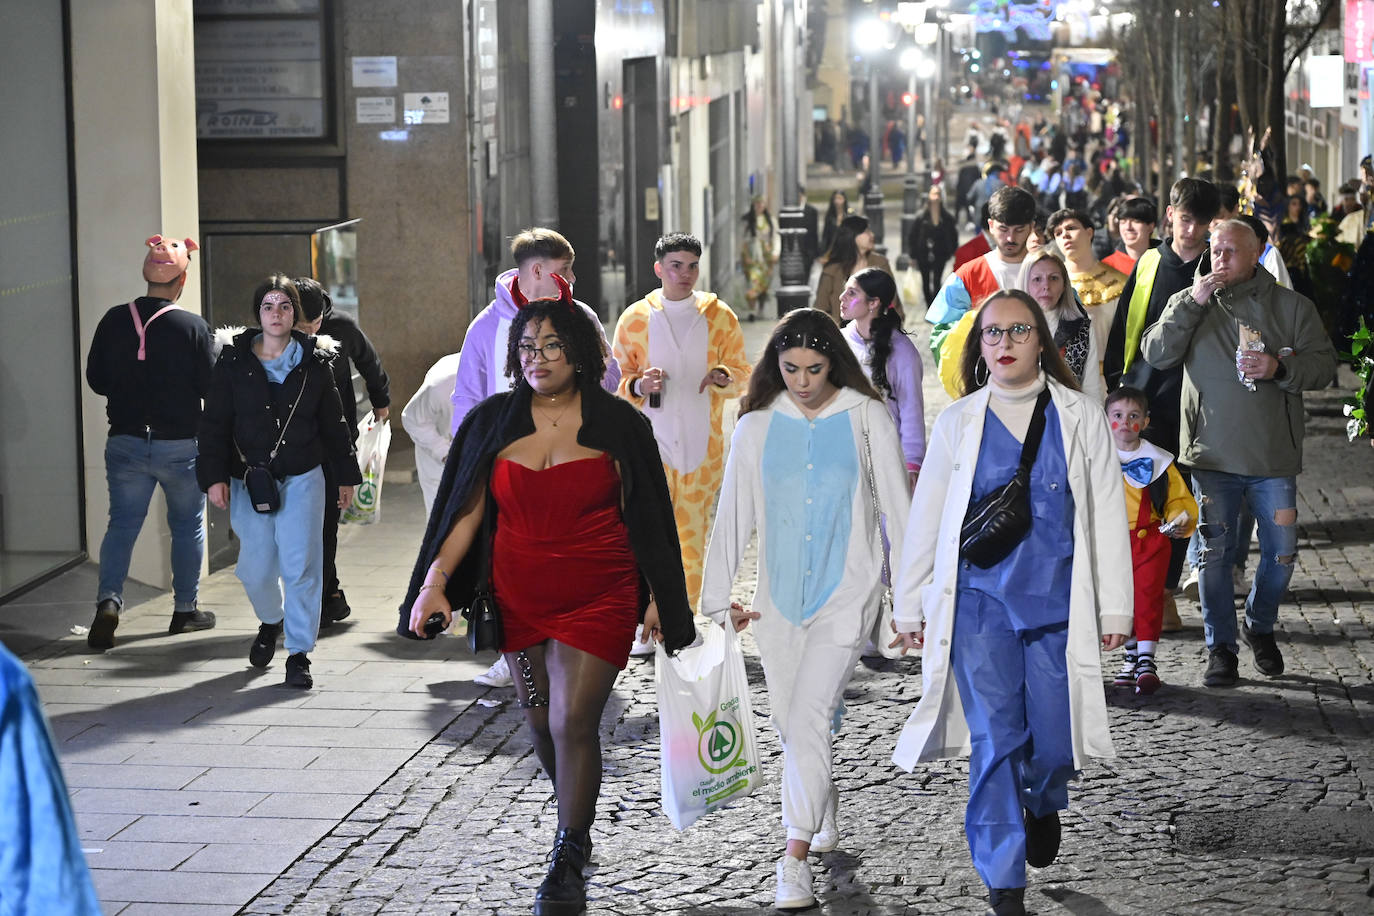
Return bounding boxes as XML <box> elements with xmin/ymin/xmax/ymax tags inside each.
<box><xmin>243</xmin><ymin>465</ymin><xmax>281</xmax><ymax>513</ymax></box>
<box><xmin>959</xmin><ymin>388</ymin><xmax>1051</xmax><ymax>568</ymax></box>
<box><xmin>239</xmin><ymin>371</ymin><xmax>308</xmax><ymax>514</ymax></box>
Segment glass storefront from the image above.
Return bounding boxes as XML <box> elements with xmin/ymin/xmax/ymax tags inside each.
<box><xmin>0</xmin><ymin>2</ymin><xmax>85</xmax><ymax>599</ymax></box>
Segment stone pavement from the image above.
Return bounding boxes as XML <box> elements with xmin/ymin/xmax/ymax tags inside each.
<box><xmin>5</xmin><ymin>311</ymin><xmax>1374</xmax><ymax>915</ymax></box>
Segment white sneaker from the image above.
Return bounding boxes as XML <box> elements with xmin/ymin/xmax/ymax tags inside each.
<box><xmin>472</xmin><ymin>657</ymin><xmax>513</xmax><ymax>687</ymax></box>
<box><xmin>628</xmin><ymin>624</ymin><xmax>656</xmax><ymax>657</ymax></box>
<box><xmin>810</xmin><ymin>805</ymin><xmax>839</xmax><ymax>854</ymax></box>
<box><xmin>774</xmin><ymin>854</ymin><xmax>815</xmax><ymax>910</ymax></box>
<box><xmin>1181</xmin><ymin>567</ymin><xmax>1200</xmax><ymax>601</ymax></box>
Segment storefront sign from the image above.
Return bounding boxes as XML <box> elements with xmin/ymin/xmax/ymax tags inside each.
<box><xmin>194</xmin><ymin>17</ymin><xmax>326</xmax><ymax>139</ymax></box>
<box><xmin>1347</xmin><ymin>0</ymin><xmax>1374</xmax><ymax>63</ymax></box>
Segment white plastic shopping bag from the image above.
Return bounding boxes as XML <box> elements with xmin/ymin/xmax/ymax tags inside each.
<box><xmin>340</xmin><ymin>411</ymin><xmax>391</xmax><ymax>525</ymax></box>
<box><xmin>656</xmin><ymin>620</ymin><xmax>763</xmax><ymax>830</ymax></box>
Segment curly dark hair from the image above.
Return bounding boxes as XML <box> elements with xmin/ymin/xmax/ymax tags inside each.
<box><xmin>956</xmin><ymin>290</ymin><xmax>1081</xmax><ymax>397</ymax></box>
<box><xmin>851</xmin><ymin>267</ymin><xmax>904</xmax><ymax>400</ymax></box>
<box><xmin>741</xmin><ymin>308</ymin><xmax>880</xmax><ymax>416</ymax></box>
<box><xmin>502</xmin><ymin>281</ymin><xmax>607</xmax><ymax>391</ymax></box>
<box><xmin>250</xmin><ymin>274</ymin><xmax>301</xmax><ymax>325</ymax></box>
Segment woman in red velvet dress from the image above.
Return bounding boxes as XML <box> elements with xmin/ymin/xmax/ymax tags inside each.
<box><xmin>402</xmin><ymin>278</ymin><xmax>694</xmax><ymax>916</ymax></box>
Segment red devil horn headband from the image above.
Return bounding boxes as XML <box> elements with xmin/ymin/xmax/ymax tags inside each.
<box><xmin>552</xmin><ymin>272</ymin><xmax>573</xmax><ymax>305</ymax></box>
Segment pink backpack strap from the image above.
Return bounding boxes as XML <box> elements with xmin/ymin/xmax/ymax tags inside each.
<box><xmin>128</xmin><ymin>301</ymin><xmax>181</xmax><ymax>361</ymax></box>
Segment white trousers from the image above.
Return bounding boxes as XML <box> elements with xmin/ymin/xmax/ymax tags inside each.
<box><xmin>753</xmin><ymin>584</ymin><xmax>879</xmax><ymax>842</ymax></box>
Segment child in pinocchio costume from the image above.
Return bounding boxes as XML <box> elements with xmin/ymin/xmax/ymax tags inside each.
<box><xmin>1106</xmin><ymin>387</ymin><xmax>1197</xmax><ymax>694</ymax></box>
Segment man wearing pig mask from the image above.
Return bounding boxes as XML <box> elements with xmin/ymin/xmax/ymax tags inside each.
<box><xmin>84</xmin><ymin>235</ymin><xmax>217</xmax><ymax>650</ymax></box>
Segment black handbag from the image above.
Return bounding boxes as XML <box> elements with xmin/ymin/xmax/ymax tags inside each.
<box><xmin>960</xmin><ymin>388</ymin><xmax>1052</xmax><ymax>569</ymax></box>
<box><xmin>461</xmin><ymin>500</ymin><xmax>503</xmax><ymax>653</ymax></box>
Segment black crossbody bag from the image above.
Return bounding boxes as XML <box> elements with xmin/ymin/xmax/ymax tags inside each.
<box><xmin>960</xmin><ymin>388</ymin><xmax>1052</xmax><ymax>568</ymax></box>
<box><xmin>241</xmin><ymin>372</ymin><xmax>308</xmax><ymax>514</ymax></box>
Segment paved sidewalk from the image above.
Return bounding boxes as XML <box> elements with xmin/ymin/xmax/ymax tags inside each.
<box><xmin>9</xmin><ymin>480</ymin><xmax>491</xmax><ymax>915</ymax></box>
<box><xmin>5</xmin><ymin>314</ymin><xmax>1374</xmax><ymax>915</ymax></box>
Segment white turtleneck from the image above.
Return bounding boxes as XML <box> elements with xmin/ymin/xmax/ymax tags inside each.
<box><xmin>660</xmin><ymin>291</ymin><xmax>700</xmax><ymax>340</ymax></box>
<box><xmin>987</xmin><ymin>372</ymin><xmax>1047</xmax><ymax>443</ymax></box>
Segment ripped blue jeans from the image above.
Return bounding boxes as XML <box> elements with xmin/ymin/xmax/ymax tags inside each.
<box><xmin>1190</xmin><ymin>470</ymin><xmax>1298</xmax><ymax>652</ymax></box>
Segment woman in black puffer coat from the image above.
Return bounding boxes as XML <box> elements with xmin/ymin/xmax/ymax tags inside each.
<box><xmin>197</xmin><ymin>275</ymin><xmax>361</xmax><ymax>689</ymax></box>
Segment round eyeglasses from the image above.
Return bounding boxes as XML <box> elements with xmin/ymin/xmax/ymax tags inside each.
<box><xmin>517</xmin><ymin>341</ymin><xmax>567</xmax><ymax>362</ymax></box>
<box><xmin>980</xmin><ymin>323</ymin><xmax>1034</xmax><ymax>345</ymax></box>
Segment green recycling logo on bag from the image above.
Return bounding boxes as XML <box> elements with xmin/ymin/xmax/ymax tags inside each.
<box><xmin>353</xmin><ymin>477</ymin><xmax>378</xmax><ymax>510</ymax></box>
<box><xmin>693</xmin><ymin>708</ymin><xmax>746</xmax><ymax>775</ymax></box>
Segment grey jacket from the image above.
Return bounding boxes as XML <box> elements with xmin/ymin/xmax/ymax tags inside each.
<box><xmin>1139</xmin><ymin>267</ymin><xmax>1335</xmax><ymax>477</ymax></box>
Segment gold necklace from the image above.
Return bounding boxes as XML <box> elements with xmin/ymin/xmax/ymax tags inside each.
<box><xmin>533</xmin><ymin>393</ymin><xmax>575</xmax><ymax>427</ymax></box>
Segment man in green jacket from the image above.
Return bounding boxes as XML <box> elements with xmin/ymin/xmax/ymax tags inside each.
<box><xmin>1140</xmin><ymin>220</ymin><xmax>1336</xmax><ymax>688</ymax></box>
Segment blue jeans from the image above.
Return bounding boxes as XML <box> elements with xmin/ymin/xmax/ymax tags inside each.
<box><xmin>229</xmin><ymin>468</ymin><xmax>325</xmax><ymax>656</ymax></box>
<box><xmin>1191</xmin><ymin>470</ymin><xmax>1298</xmax><ymax>652</ymax></box>
<box><xmin>97</xmin><ymin>435</ymin><xmax>205</xmax><ymax>611</ymax></box>
<box><xmin>950</xmin><ymin>589</ymin><xmax>1075</xmax><ymax>891</ymax></box>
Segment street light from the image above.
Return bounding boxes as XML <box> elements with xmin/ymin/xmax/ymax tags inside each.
<box><xmin>853</xmin><ymin>17</ymin><xmax>890</xmax><ymax>255</ymax></box>
<box><xmin>898</xmin><ymin>46</ymin><xmax>928</xmax><ymax>262</ymax></box>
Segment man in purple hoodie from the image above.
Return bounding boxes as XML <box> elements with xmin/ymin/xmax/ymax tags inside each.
<box><xmin>451</xmin><ymin>227</ymin><xmax>622</xmax><ymax>687</ymax></box>
<box><xmin>450</xmin><ymin>228</ymin><xmax>620</xmax><ymax>432</ymax></box>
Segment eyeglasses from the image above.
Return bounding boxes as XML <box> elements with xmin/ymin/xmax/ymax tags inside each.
<box><xmin>517</xmin><ymin>341</ymin><xmax>567</xmax><ymax>362</ymax></box>
<box><xmin>980</xmin><ymin>323</ymin><xmax>1034</xmax><ymax>345</ymax></box>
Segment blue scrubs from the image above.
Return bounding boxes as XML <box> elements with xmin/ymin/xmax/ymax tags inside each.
<box><xmin>951</xmin><ymin>404</ymin><xmax>1076</xmax><ymax>891</ymax></box>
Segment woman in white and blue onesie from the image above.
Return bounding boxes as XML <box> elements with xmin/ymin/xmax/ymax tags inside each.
<box><xmin>702</xmin><ymin>308</ymin><xmax>911</xmax><ymax>911</ymax></box>
<box><xmin>890</xmin><ymin>290</ymin><xmax>1131</xmax><ymax>916</ymax></box>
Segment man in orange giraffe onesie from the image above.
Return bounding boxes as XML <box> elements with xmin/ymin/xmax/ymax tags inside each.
<box><xmin>614</xmin><ymin>233</ymin><xmax>751</xmax><ymax>646</ymax></box>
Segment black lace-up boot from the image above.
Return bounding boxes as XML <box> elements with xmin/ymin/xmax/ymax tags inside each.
<box><xmin>533</xmin><ymin>827</ymin><xmax>589</xmax><ymax>915</ymax></box>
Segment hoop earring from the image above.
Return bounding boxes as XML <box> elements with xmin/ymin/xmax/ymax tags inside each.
<box><xmin>974</xmin><ymin>356</ymin><xmax>990</xmax><ymax>387</ymax></box>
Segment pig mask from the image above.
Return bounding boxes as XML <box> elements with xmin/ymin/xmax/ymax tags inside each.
<box><xmin>142</xmin><ymin>235</ymin><xmax>199</xmax><ymax>284</ymax></box>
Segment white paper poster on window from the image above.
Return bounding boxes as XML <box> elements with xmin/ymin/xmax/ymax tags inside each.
<box><xmin>352</xmin><ymin>56</ymin><xmax>398</xmax><ymax>88</ymax></box>
<box><xmin>404</xmin><ymin>92</ymin><xmax>450</xmax><ymax>124</ymax></box>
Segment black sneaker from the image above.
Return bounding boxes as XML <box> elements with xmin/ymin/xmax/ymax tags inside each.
<box><xmin>1241</xmin><ymin>623</ymin><xmax>1285</xmax><ymax>676</ymax></box>
<box><xmin>284</xmin><ymin>652</ymin><xmax>313</xmax><ymax>689</ymax></box>
<box><xmin>987</xmin><ymin>887</ymin><xmax>1026</xmax><ymax>916</ymax></box>
<box><xmin>249</xmin><ymin>622</ymin><xmax>283</xmax><ymax>668</ymax></box>
<box><xmin>1202</xmin><ymin>646</ymin><xmax>1239</xmax><ymax>687</ymax></box>
<box><xmin>168</xmin><ymin>608</ymin><xmax>217</xmax><ymax>634</ymax></box>
<box><xmin>321</xmin><ymin>590</ymin><xmax>351</xmax><ymax>626</ymax></box>
<box><xmin>87</xmin><ymin>599</ymin><xmax>121</xmax><ymax>651</ymax></box>
<box><xmin>1024</xmin><ymin>808</ymin><xmax>1061</xmax><ymax>868</ymax></box>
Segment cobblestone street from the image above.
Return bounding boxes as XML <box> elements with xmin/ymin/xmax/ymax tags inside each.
<box><xmin>240</xmin><ymin>333</ymin><xmax>1374</xmax><ymax>915</ymax></box>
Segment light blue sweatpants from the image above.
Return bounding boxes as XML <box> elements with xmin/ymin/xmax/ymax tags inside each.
<box><xmin>229</xmin><ymin>468</ymin><xmax>326</xmax><ymax>656</ymax></box>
